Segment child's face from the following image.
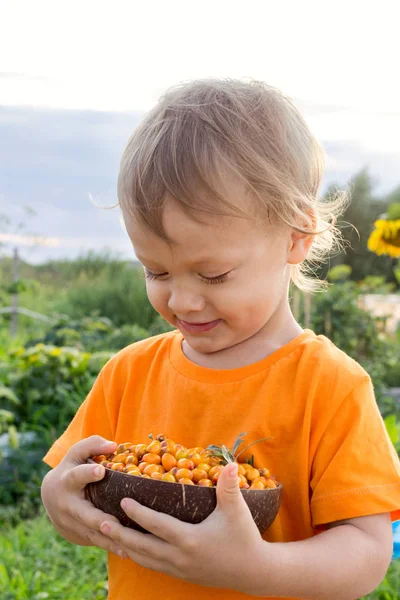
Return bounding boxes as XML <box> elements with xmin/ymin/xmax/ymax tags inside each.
<box><xmin>126</xmin><ymin>199</ymin><xmax>308</xmax><ymax>358</ymax></box>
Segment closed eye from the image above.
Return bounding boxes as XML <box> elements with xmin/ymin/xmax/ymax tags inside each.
<box><xmin>144</xmin><ymin>268</ymin><xmax>232</xmax><ymax>284</ymax></box>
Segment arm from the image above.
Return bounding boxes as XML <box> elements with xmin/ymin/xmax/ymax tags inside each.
<box><xmin>248</xmin><ymin>513</ymin><xmax>393</xmax><ymax>600</ymax></box>
<box><xmin>98</xmin><ymin>462</ymin><xmax>394</xmax><ymax>600</ymax></box>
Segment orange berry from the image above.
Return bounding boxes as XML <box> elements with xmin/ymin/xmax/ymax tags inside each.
<box><xmin>156</xmin><ymin>433</ymin><xmax>166</xmax><ymax>442</ymax></box>
<box><xmin>134</xmin><ymin>444</ymin><xmax>148</xmax><ymax>458</ymax></box>
<box><xmin>150</xmin><ymin>472</ymin><xmax>163</xmax><ymax>480</ymax></box>
<box><xmin>138</xmin><ymin>461</ymin><xmax>148</xmax><ymax>473</ymax></box>
<box><xmin>116</xmin><ymin>443</ymin><xmax>132</xmax><ymax>454</ymax></box>
<box><xmin>246</xmin><ymin>468</ymin><xmax>260</xmax><ymax>482</ymax></box>
<box><xmin>189</xmin><ymin>453</ymin><xmax>202</xmax><ymax>466</ymax></box>
<box><xmin>192</xmin><ymin>468</ymin><xmax>209</xmax><ymax>483</ymax></box>
<box><xmin>92</xmin><ymin>454</ymin><xmax>106</xmax><ymax>463</ymax></box>
<box><xmin>161</xmin><ymin>472</ymin><xmax>177</xmax><ymax>483</ymax></box>
<box><xmin>252</xmin><ymin>476</ymin><xmax>268</xmax><ymax>486</ymax></box>
<box><xmin>142</xmin><ymin>453</ymin><xmax>161</xmax><ymax>465</ymax></box>
<box><xmin>175</xmin><ymin>448</ymin><xmax>188</xmax><ymax>460</ymax></box>
<box><xmin>126</xmin><ymin>454</ymin><xmax>138</xmax><ymax>466</ymax></box>
<box><xmin>212</xmin><ymin>470</ymin><xmax>222</xmax><ymax>484</ymax></box>
<box><xmin>147</xmin><ymin>440</ymin><xmax>162</xmax><ymax>454</ymax></box>
<box><xmin>237</xmin><ymin>464</ymin><xmax>246</xmax><ymax>476</ymax></box>
<box><xmin>178</xmin><ymin>478</ymin><xmax>194</xmax><ymax>485</ymax></box>
<box><xmin>143</xmin><ymin>463</ymin><xmax>160</xmax><ymax>476</ymax></box>
<box><xmin>141</xmin><ymin>474</ymin><xmax>151</xmax><ymax>478</ymax></box>
<box><xmin>265</xmin><ymin>478</ymin><xmax>277</xmax><ymax>488</ymax></box>
<box><xmin>259</xmin><ymin>467</ymin><xmax>271</xmax><ymax>478</ymax></box>
<box><xmin>161</xmin><ymin>453</ymin><xmax>177</xmax><ymax>471</ymax></box>
<box><xmin>112</xmin><ymin>453</ymin><xmax>129</xmax><ymax>464</ymax></box>
<box><xmin>208</xmin><ymin>465</ymin><xmax>223</xmax><ymax>479</ymax></box>
<box><xmin>197</xmin><ymin>462</ymin><xmax>211</xmax><ymax>473</ymax></box>
<box><xmin>169</xmin><ymin>467</ymin><xmax>179</xmax><ymax>478</ymax></box>
<box><xmin>110</xmin><ymin>463</ymin><xmax>125</xmax><ymax>472</ymax></box>
<box><xmin>240</xmin><ymin>462</ymin><xmax>253</xmax><ymax>472</ymax></box>
<box><xmin>250</xmin><ymin>481</ymin><xmax>265</xmax><ymax>490</ymax></box>
<box><xmin>177</xmin><ymin>458</ymin><xmax>195</xmax><ymax>470</ymax></box>
<box><xmin>197</xmin><ymin>478</ymin><xmax>213</xmax><ymax>487</ymax></box>
<box><xmin>176</xmin><ymin>468</ymin><xmax>193</xmax><ymax>480</ymax></box>
<box><xmin>125</xmin><ymin>466</ymin><xmax>141</xmax><ymax>476</ymax></box>
<box><xmin>160</xmin><ymin>439</ymin><xmax>176</xmax><ymax>455</ymax></box>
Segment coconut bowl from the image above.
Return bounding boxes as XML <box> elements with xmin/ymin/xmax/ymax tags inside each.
<box><xmin>85</xmin><ymin>460</ymin><xmax>283</xmax><ymax>534</ymax></box>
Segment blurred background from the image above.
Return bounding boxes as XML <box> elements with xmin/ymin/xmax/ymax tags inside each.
<box><xmin>1</xmin><ymin>1</ymin><xmax>399</xmax><ymax>598</ymax></box>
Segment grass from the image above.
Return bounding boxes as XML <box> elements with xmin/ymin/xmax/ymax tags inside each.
<box><xmin>0</xmin><ymin>511</ymin><xmax>399</xmax><ymax>599</ymax></box>
<box><xmin>0</xmin><ymin>512</ymin><xmax>107</xmax><ymax>600</ymax></box>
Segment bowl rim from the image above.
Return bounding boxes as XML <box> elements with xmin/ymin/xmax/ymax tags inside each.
<box><xmin>87</xmin><ymin>458</ymin><xmax>283</xmax><ymax>492</ymax></box>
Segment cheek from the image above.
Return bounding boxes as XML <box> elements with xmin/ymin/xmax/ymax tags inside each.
<box><xmin>146</xmin><ymin>283</ymin><xmax>169</xmax><ymax>314</ymax></box>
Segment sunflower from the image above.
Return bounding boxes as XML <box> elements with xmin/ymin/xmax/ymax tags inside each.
<box><xmin>368</xmin><ymin>218</ymin><xmax>400</xmax><ymax>258</ymax></box>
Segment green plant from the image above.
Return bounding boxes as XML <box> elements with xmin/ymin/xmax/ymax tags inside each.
<box><xmin>0</xmin><ymin>511</ymin><xmax>107</xmax><ymax>599</ymax></box>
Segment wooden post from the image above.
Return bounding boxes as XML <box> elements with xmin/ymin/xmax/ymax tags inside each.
<box><xmin>10</xmin><ymin>247</ymin><xmax>19</xmax><ymax>338</ymax></box>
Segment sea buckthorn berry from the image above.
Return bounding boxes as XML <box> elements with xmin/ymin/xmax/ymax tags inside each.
<box><xmin>126</xmin><ymin>454</ymin><xmax>138</xmax><ymax>465</ymax></box>
<box><xmin>246</xmin><ymin>468</ymin><xmax>260</xmax><ymax>482</ymax></box>
<box><xmin>240</xmin><ymin>463</ymin><xmax>253</xmax><ymax>472</ymax></box>
<box><xmin>237</xmin><ymin>464</ymin><xmax>246</xmax><ymax>476</ymax></box>
<box><xmin>143</xmin><ymin>464</ymin><xmax>160</xmax><ymax>476</ymax></box>
<box><xmin>177</xmin><ymin>458</ymin><xmax>195</xmax><ymax>470</ymax></box>
<box><xmin>156</xmin><ymin>434</ymin><xmax>166</xmax><ymax>442</ymax></box>
<box><xmin>160</xmin><ymin>439</ymin><xmax>176</xmax><ymax>455</ymax></box>
<box><xmin>169</xmin><ymin>467</ymin><xmax>179</xmax><ymax>478</ymax></box>
<box><xmin>138</xmin><ymin>462</ymin><xmax>148</xmax><ymax>473</ymax></box>
<box><xmin>239</xmin><ymin>478</ymin><xmax>250</xmax><ymax>489</ymax></box>
<box><xmin>265</xmin><ymin>478</ymin><xmax>277</xmax><ymax>488</ymax></box>
<box><xmin>110</xmin><ymin>463</ymin><xmax>125</xmax><ymax>472</ymax></box>
<box><xmin>252</xmin><ymin>476</ymin><xmax>268</xmax><ymax>486</ymax></box>
<box><xmin>151</xmin><ymin>472</ymin><xmax>163</xmax><ymax>480</ymax></box>
<box><xmin>161</xmin><ymin>453</ymin><xmax>177</xmax><ymax>471</ymax></box>
<box><xmin>147</xmin><ymin>440</ymin><xmax>162</xmax><ymax>454</ymax></box>
<box><xmin>92</xmin><ymin>454</ymin><xmax>106</xmax><ymax>463</ymax></box>
<box><xmin>209</xmin><ymin>456</ymin><xmax>223</xmax><ymax>466</ymax></box>
<box><xmin>212</xmin><ymin>470</ymin><xmax>222</xmax><ymax>484</ymax></box>
<box><xmin>175</xmin><ymin>448</ymin><xmax>188</xmax><ymax>460</ymax></box>
<box><xmin>124</xmin><ymin>466</ymin><xmax>141</xmax><ymax>475</ymax></box>
<box><xmin>116</xmin><ymin>443</ymin><xmax>131</xmax><ymax>454</ymax></box>
<box><xmin>112</xmin><ymin>453</ymin><xmax>128</xmax><ymax>464</ymax></box>
<box><xmin>197</xmin><ymin>462</ymin><xmax>211</xmax><ymax>473</ymax></box>
<box><xmin>208</xmin><ymin>465</ymin><xmax>223</xmax><ymax>479</ymax></box>
<box><xmin>189</xmin><ymin>453</ymin><xmax>202</xmax><ymax>466</ymax></box>
<box><xmin>250</xmin><ymin>481</ymin><xmax>265</xmax><ymax>490</ymax></box>
<box><xmin>161</xmin><ymin>472</ymin><xmax>177</xmax><ymax>483</ymax></box>
<box><xmin>197</xmin><ymin>478</ymin><xmax>213</xmax><ymax>487</ymax></box>
<box><xmin>178</xmin><ymin>478</ymin><xmax>194</xmax><ymax>485</ymax></box>
<box><xmin>141</xmin><ymin>474</ymin><xmax>151</xmax><ymax>478</ymax></box>
<box><xmin>192</xmin><ymin>468</ymin><xmax>209</xmax><ymax>483</ymax></box>
<box><xmin>176</xmin><ymin>468</ymin><xmax>193</xmax><ymax>480</ymax></box>
<box><xmin>142</xmin><ymin>453</ymin><xmax>161</xmax><ymax>465</ymax></box>
<box><xmin>259</xmin><ymin>467</ymin><xmax>271</xmax><ymax>478</ymax></box>
<box><xmin>134</xmin><ymin>444</ymin><xmax>148</xmax><ymax>458</ymax></box>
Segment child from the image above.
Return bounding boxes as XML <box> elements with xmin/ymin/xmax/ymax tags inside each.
<box><xmin>41</xmin><ymin>79</ymin><xmax>400</xmax><ymax>600</ymax></box>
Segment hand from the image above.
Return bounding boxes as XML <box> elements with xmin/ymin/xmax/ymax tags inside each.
<box><xmin>41</xmin><ymin>435</ymin><xmax>127</xmax><ymax>558</ymax></box>
<box><xmin>99</xmin><ymin>463</ymin><xmax>267</xmax><ymax>592</ymax></box>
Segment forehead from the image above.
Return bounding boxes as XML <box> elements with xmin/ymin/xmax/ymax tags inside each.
<box><xmin>125</xmin><ymin>200</ymin><xmax>268</xmax><ymax>263</ymax></box>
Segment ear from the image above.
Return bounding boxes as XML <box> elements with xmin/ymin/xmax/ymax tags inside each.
<box><xmin>287</xmin><ymin>230</ymin><xmax>314</xmax><ymax>265</ymax></box>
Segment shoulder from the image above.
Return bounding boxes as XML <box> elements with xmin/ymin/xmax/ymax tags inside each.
<box><xmin>298</xmin><ymin>332</ymin><xmax>371</xmax><ymax>395</ymax></box>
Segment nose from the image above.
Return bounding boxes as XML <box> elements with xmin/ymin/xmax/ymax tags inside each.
<box><xmin>167</xmin><ymin>284</ymin><xmax>206</xmax><ymax>315</ymax></box>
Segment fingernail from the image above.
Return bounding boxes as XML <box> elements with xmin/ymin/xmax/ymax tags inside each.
<box><xmin>100</xmin><ymin>522</ymin><xmax>110</xmax><ymax>535</ymax></box>
<box><xmin>229</xmin><ymin>463</ymin><xmax>238</xmax><ymax>478</ymax></box>
<box><xmin>94</xmin><ymin>466</ymin><xmax>102</xmax><ymax>477</ymax></box>
<box><xmin>121</xmin><ymin>499</ymin><xmax>128</xmax><ymax>510</ymax></box>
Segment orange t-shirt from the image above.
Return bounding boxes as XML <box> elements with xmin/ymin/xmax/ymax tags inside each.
<box><xmin>43</xmin><ymin>330</ymin><xmax>400</xmax><ymax>600</ymax></box>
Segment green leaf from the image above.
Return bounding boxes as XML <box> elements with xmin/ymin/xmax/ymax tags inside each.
<box><xmin>221</xmin><ymin>445</ymin><xmax>233</xmax><ymax>464</ymax></box>
<box><xmin>232</xmin><ymin>432</ymin><xmax>247</xmax><ymax>455</ymax></box>
<box><xmin>8</xmin><ymin>425</ymin><xmax>19</xmax><ymax>450</ymax></box>
<box><xmin>0</xmin><ymin>385</ymin><xmax>20</xmax><ymax>405</ymax></box>
<box><xmin>235</xmin><ymin>437</ymin><xmax>273</xmax><ymax>461</ymax></box>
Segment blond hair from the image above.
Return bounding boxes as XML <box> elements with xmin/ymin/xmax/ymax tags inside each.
<box><xmin>118</xmin><ymin>78</ymin><xmax>347</xmax><ymax>291</ymax></box>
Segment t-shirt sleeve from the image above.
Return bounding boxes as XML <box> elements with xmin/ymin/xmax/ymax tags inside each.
<box><xmin>310</xmin><ymin>376</ymin><xmax>400</xmax><ymax>527</ymax></box>
<box><xmin>43</xmin><ymin>369</ymin><xmax>114</xmax><ymax>469</ymax></box>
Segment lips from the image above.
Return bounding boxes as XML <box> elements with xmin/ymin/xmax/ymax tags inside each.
<box><xmin>177</xmin><ymin>318</ymin><xmax>221</xmax><ymax>334</ymax></box>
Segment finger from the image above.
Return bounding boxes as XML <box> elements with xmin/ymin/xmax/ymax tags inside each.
<box><xmin>62</xmin><ymin>435</ymin><xmax>117</xmax><ymax>467</ymax></box>
<box><xmin>69</xmin><ymin>497</ymin><xmax>120</xmax><ymax>530</ymax></box>
<box><xmin>119</xmin><ymin>498</ymin><xmax>190</xmax><ymax>546</ymax></box>
<box><xmin>62</xmin><ymin>462</ymin><xmax>107</xmax><ymax>492</ymax></box>
<box><xmin>100</xmin><ymin>519</ymin><xmax>171</xmax><ymax>562</ymax></box>
<box><xmin>215</xmin><ymin>463</ymin><xmax>247</xmax><ymax>515</ymax></box>
<box><xmin>85</xmin><ymin>528</ymin><xmax>129</xmax><ymax>559</ymax></box>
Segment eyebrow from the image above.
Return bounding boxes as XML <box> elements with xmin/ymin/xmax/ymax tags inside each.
<box><xmin>136</xmin><ymin>254</ymin><xmax>234</xmax><ymax>269</ymax></box>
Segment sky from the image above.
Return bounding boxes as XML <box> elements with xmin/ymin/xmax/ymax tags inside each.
<box><xmin>1</xmin><ymin>0</ymin><xmax>399</xmax><ymax>263</ymax></box>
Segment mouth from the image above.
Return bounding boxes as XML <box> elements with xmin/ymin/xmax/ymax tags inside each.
<box><xmin>176</xmin><ymin>318</ymin><xmax>221</xmax><ymax>334</ymax></box>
